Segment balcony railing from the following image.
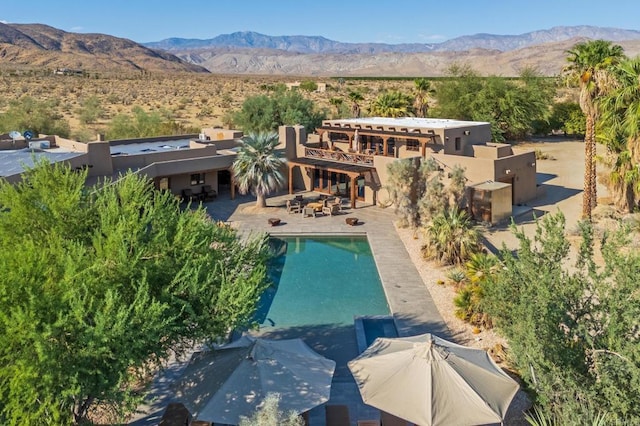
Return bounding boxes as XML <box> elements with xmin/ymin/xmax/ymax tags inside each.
<box><xmin>304</xmin><ymin>148</ymin><xmax>374</xmax><ymax>166</ymax></box>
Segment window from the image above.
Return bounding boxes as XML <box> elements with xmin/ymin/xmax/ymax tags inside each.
<box><xmin>455</xmin><ymin>137</ymin><xmax>461</xmax><ymax>151</ymax></box>
<box><xmin>190</xmin><ymin>173</ymin><xmax>205</xmax><ymax>185</ymax></box>
<box><xmin>406</xmin><ymin>139</ymin><xmax>419</xmax><ymax>152</ymax></box>
<box><xmin>159</xmin><ymin>177</ymin><xmax>170</xmax><ymax>190</ymax></box>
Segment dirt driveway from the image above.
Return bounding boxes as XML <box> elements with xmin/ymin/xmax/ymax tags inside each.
<box><xmin>484</xmin><ymin>137</ymin><xmax>606</xmax><ymax>251</ymax></box>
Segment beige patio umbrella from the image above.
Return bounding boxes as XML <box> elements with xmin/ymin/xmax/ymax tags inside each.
<box><xmin>348</xmin><ymin>333</ymin><xmax>519</xmax><ymax>426</ymax></box>
<box><xmin>174</xmin><ymin>336</ymin><xmax>336</xmax><ymax>425</ymax></box>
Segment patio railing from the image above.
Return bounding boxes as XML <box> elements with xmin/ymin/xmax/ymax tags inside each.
<box><xmin>304</xmin><ymin>148</ymin><xmax>374</xmax><ymax>166</ymax></box>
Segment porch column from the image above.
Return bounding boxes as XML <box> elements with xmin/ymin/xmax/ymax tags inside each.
<box><xmin>230</xmin><ymin>168</ymin><xmax>236</xmax><ymax>200</ymax></box>
<box><xmin>350</xmin><ymin>175</ymin><xmax>357</xmax><ymax>209</ymax></box>
<box><xmin>318</xmin><ymin>129</ymin><xmax>326</xmax><ymax>149</ymax></box>
<box><xmin>382</xmin><ymin>137</ymin><xmax>389</xmax><ymax>156</ymax></box>
<box><xmin>421</xmin><ymin>141</ymin><xmax>427</xmax><ymax>158</ymax></box>
<box><xmin>288</xmin><ymin>164</ymin><xmax>294</xmax><ymax>194</ymax></box>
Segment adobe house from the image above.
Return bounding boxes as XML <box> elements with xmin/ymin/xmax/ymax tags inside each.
<box><xmin>281</xmin><ymin>117</ymin><xmax>537</xmax><ymax>217</ymax></box>
<box><xmin>0</xmin><ymin>128</ymin><xmax>245</xmax><ymax>200</ymax></box>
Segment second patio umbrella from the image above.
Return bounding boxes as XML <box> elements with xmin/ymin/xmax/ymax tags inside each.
<box><xmin>175</xmin><ymin>336</ymin><xmax>336</xmax><ymax>425</ymax></box>
<box><xmin>348</xmin><ymin>333</ymin><xmax>519</xmax><ymax>426</ymax></box>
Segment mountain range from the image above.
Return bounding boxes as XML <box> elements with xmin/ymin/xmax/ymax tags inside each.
<box><xmin>145</xmin><ymin>26</ymin><xmax>640</xmax><ymax>54</ymax></box>
<box><xmin>147</xmin><ymin>26</ymin><xmax>640</xmax><ymax>77</ymax></box>
<box><xmin>1</xmin><ymin>23</ymin><xmax>640</xmax><ymax>76</ymax></box>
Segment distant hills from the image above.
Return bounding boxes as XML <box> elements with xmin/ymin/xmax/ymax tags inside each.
<box><xmin>0</xmin><ymin>23</ymin><xmax>208</xmax><ymax>73</ymax></box>
<box><xmin>1</xmin><ymin>24</ymin><xmax>640</xmax><ymax>76</ymax></box>
<box><xmin>146</xmin><ymin>26</ymin><xmax>640</xmax><ymax>54</ymax></box>
<box><xmin>143</xmin><ymin>26</ymin><xmax>640</xmax><ymax>76</ymax></box>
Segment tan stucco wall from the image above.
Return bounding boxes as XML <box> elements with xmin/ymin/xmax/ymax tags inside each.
<box><xmin>201</xmin><ymin>128</ymin><xmax>243</xmax><ymax>141</ymax></box>
<box><xmin>494</xmin><ymin>151</ymin><xmax>537</xmax><ymax>204</ymax></box>
<box><xmin>433</xmin><ymin>149</ymin><xmax>537</xmax><ymax>204</ymax></box>
<box><xmin>467</xmin><ymin>143</ymin><xmax>513</xmax><ymax>159</ymax></box>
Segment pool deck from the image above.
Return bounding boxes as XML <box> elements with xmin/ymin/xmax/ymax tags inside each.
<box><xmin>129</xmin><ymin>191</ymin><xmax>449</xmax><ymax>426</ymax></box>
<box><xmin>204</xmin><ymin>191</ymin><xmax>450</xmax><ymax>425</ymax></box>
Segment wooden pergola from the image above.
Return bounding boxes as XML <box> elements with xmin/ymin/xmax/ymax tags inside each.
<box><xmin>287</xmin><ymin>157</ymin><xmax>374</xmax><ymax>209</ymax></box>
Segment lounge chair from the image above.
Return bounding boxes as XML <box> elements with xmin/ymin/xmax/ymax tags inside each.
<box><xmin>286</xmin><ymin>200</ymin><xmax>301</xmax><ymax>214</ymax></box>
<box><xmin>325</xmin><ymin>405</ymin><xmax>350</xmax><ymax>426</ymax></box>
<box><xmin>200</xmin><ymin>185</ymin><xmax>217</xmax><ymax>201</ymax></box>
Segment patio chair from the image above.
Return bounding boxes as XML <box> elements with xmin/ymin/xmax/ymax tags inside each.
<box><xmin>200</xmin><ymin>185</ymin><xmax>217</xmax><ymax>201</ymax></box>
<box><xmin>322</xmin><ymin>203</ymin><xmax>340</xmax><ymax>216</ymax></box>
<box><xmin>331</xmin><ymin>197</ymin><xmax>343</xmax><ymax>211</ymax></box>
<box><xmin>302</xmin><ymin>206</ymin><xmax>316</xmax><ymax>218</ymax></box>
<box><xmin>181</xmin><ymin>188</ymin><xmax>199</xmax><ymax>203</ymax></box>
<box><xmin>325</xmin><ymin>405</ymin><xmax>350</xmax><ymax>426</ymax></box>
<box><xmin>380</xmin><ymin>411</ymin><xmax>412</xmax><ymax>426</ymax></box>
<box><xmin>159</xmin><ymin>403</ymin><xmax>192</xmax><ymax>426</ymax></box>
<box><xmin>286</xmin><ymin>200</ymin><xmax>301</xmax><ymax>214</ymax></box>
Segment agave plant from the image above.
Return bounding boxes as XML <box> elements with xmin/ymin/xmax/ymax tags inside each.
<box><xmin>446</xmin><ymin>268</ymin><xmax>467</xmax><ymax>289</ymax></box>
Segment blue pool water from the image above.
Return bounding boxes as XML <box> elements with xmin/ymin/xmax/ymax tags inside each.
<box><xmin>256</xmin><ymin>236</ymin><xmax>390</xmax><ymax>328</ymax></box>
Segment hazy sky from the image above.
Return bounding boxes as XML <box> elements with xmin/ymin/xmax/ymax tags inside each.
<box><xmin>2</xmin><ymin>0</ymin><xmax>639</xmax><ymax>44</ymax></box>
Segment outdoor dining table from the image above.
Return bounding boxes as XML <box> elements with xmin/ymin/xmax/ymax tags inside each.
<box><xmin>306</xmin><ymin>201</ymin><xmax>324</xmax><ymax>212</ymax></box>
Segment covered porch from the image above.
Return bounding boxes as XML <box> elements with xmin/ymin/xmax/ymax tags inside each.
<box><xmin>317</xmin><ymin>124</ymin><xmax>440</xmax><ymax>158</ymax></box>
<box><xmin>287</xmin><ymin>158</ymin><xmax>374</xmax><ymax>209</ymax></box>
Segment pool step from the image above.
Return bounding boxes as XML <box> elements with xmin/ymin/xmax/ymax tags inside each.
<box><xmin>354</xmin><ymin>315</ymin><xmax>399</xmax><ymax>354</ymax></box>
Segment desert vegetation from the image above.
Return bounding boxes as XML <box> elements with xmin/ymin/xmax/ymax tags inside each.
<box><xmin>0</xmin><ymin>67</ymin><xmax>565</xmax><ymax>143</ymax></box>
<box><xmin>0</xmin><ymin>161</ymin><xmax>273</xmax><ymax>424</ymax></box>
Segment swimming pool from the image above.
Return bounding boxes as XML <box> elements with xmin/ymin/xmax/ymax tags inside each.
<box><xmin>256</xmin><ymin>236</ymin><xmax>390</xmax><ymax>328</ymax></box>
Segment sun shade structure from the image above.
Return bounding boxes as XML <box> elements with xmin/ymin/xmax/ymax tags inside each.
<box><xmin>348</xmin><ymin>333</ymin><xmax>519</xmax><ymax>426</ymax></box>
<box><xmin>174</xmin><ymin>336</ymin><xmax>336</xmax><ymax>425</ymax></box>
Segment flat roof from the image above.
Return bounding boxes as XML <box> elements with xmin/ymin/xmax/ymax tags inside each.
<box><xmin>0</xmin><ymin>148</ymin><xmax>84</xmax><ymax>177</ymax></box>
<box><xmin>471</xmin><ymin>181</ymin><xmax>512</xmax><ymax>191</ymax></box>
<box><xmin>110</xmin><ymin>138</ymin><xmax>193</xmax><ymax>156</ymax></box>
<box><xmin>325</xmin><ymin>117</ymin><xmax>490</xmax><ymax>130</ymax></box>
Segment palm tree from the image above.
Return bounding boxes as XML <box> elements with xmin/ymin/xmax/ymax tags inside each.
<box><xmin>329</xmin><ymin>97</ymin><xmax>344</xmax><ymax>117</ymax></box>
<box><xmin>348</xmin><ymin>91</ymin><xmax>364</xmax><ymax>118</ymax></box>
<box><xmin>413</xmin><ymin>78</ymin><xmax>435</xmax><ymax>118</ymax></box>
<box><xmin>368</xmin><ymin>91</ymin><xmax>414</xmax><ymax>118</ymax></box>
<box><xmin>599</xmin><ymin>57</ymin><xmax>640</xmax><ymax>212</ymax></box>
<box><xmin>232</xmin><ymin>132</ymin><xmax>285</xmax><ymax>208</ymax></box>
<box><xmin>564</xmin><ymin>40</ymin><xmax>625</xmax><ymax>219</ymax></box>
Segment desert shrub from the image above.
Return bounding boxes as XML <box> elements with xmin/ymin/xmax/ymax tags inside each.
<box><xmin>231</xmin><ymin>89</ymin><xmax>326</xmax><ymax>134</ymax></box>
<box><xmin>423</xmin><ymin>209</ymin><xmax>481</xmax><ymax>265</ymax></box>
<box><xmin>105</xmin><ymin>106</ymin><xmax>194</xmax><ymax>139</ymax></box>
<box><xmin>238</xmin><ymin>393</ymin><xmax>304</xmax><ymax>426</ymax></box>
<box><xmin>484</xmin><ymin>214</ymin><xmax>640</xmax><ymax>423</ymax></box>
<box><xmin>299</xmin><ymin>80</ymin><xmax>318</xmax><ymax>92</ymax></box>
<box><xmin>77</xmin><ymin>95</ymin><xmax>104</xmax><ymax>124</ymax></box>
<box><xmin>433</xmin><ymin>65</ymin><xmax>555</xmax><ymax>141</ymax></box>
<box><xmin>0</xmin><ymin>96</ymin><xmax>70</xmax><ymax>137</ymax></box>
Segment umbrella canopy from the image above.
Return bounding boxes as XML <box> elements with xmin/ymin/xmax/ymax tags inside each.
<box><xmin>175</xmin><ymin>336</ymin><xmax>336</xmax><ymax>425</ymax></box>
<box><xmin>348</xmin><ymin>333</ymin><xmax>519</xmax><ymax>426</ymax></box>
